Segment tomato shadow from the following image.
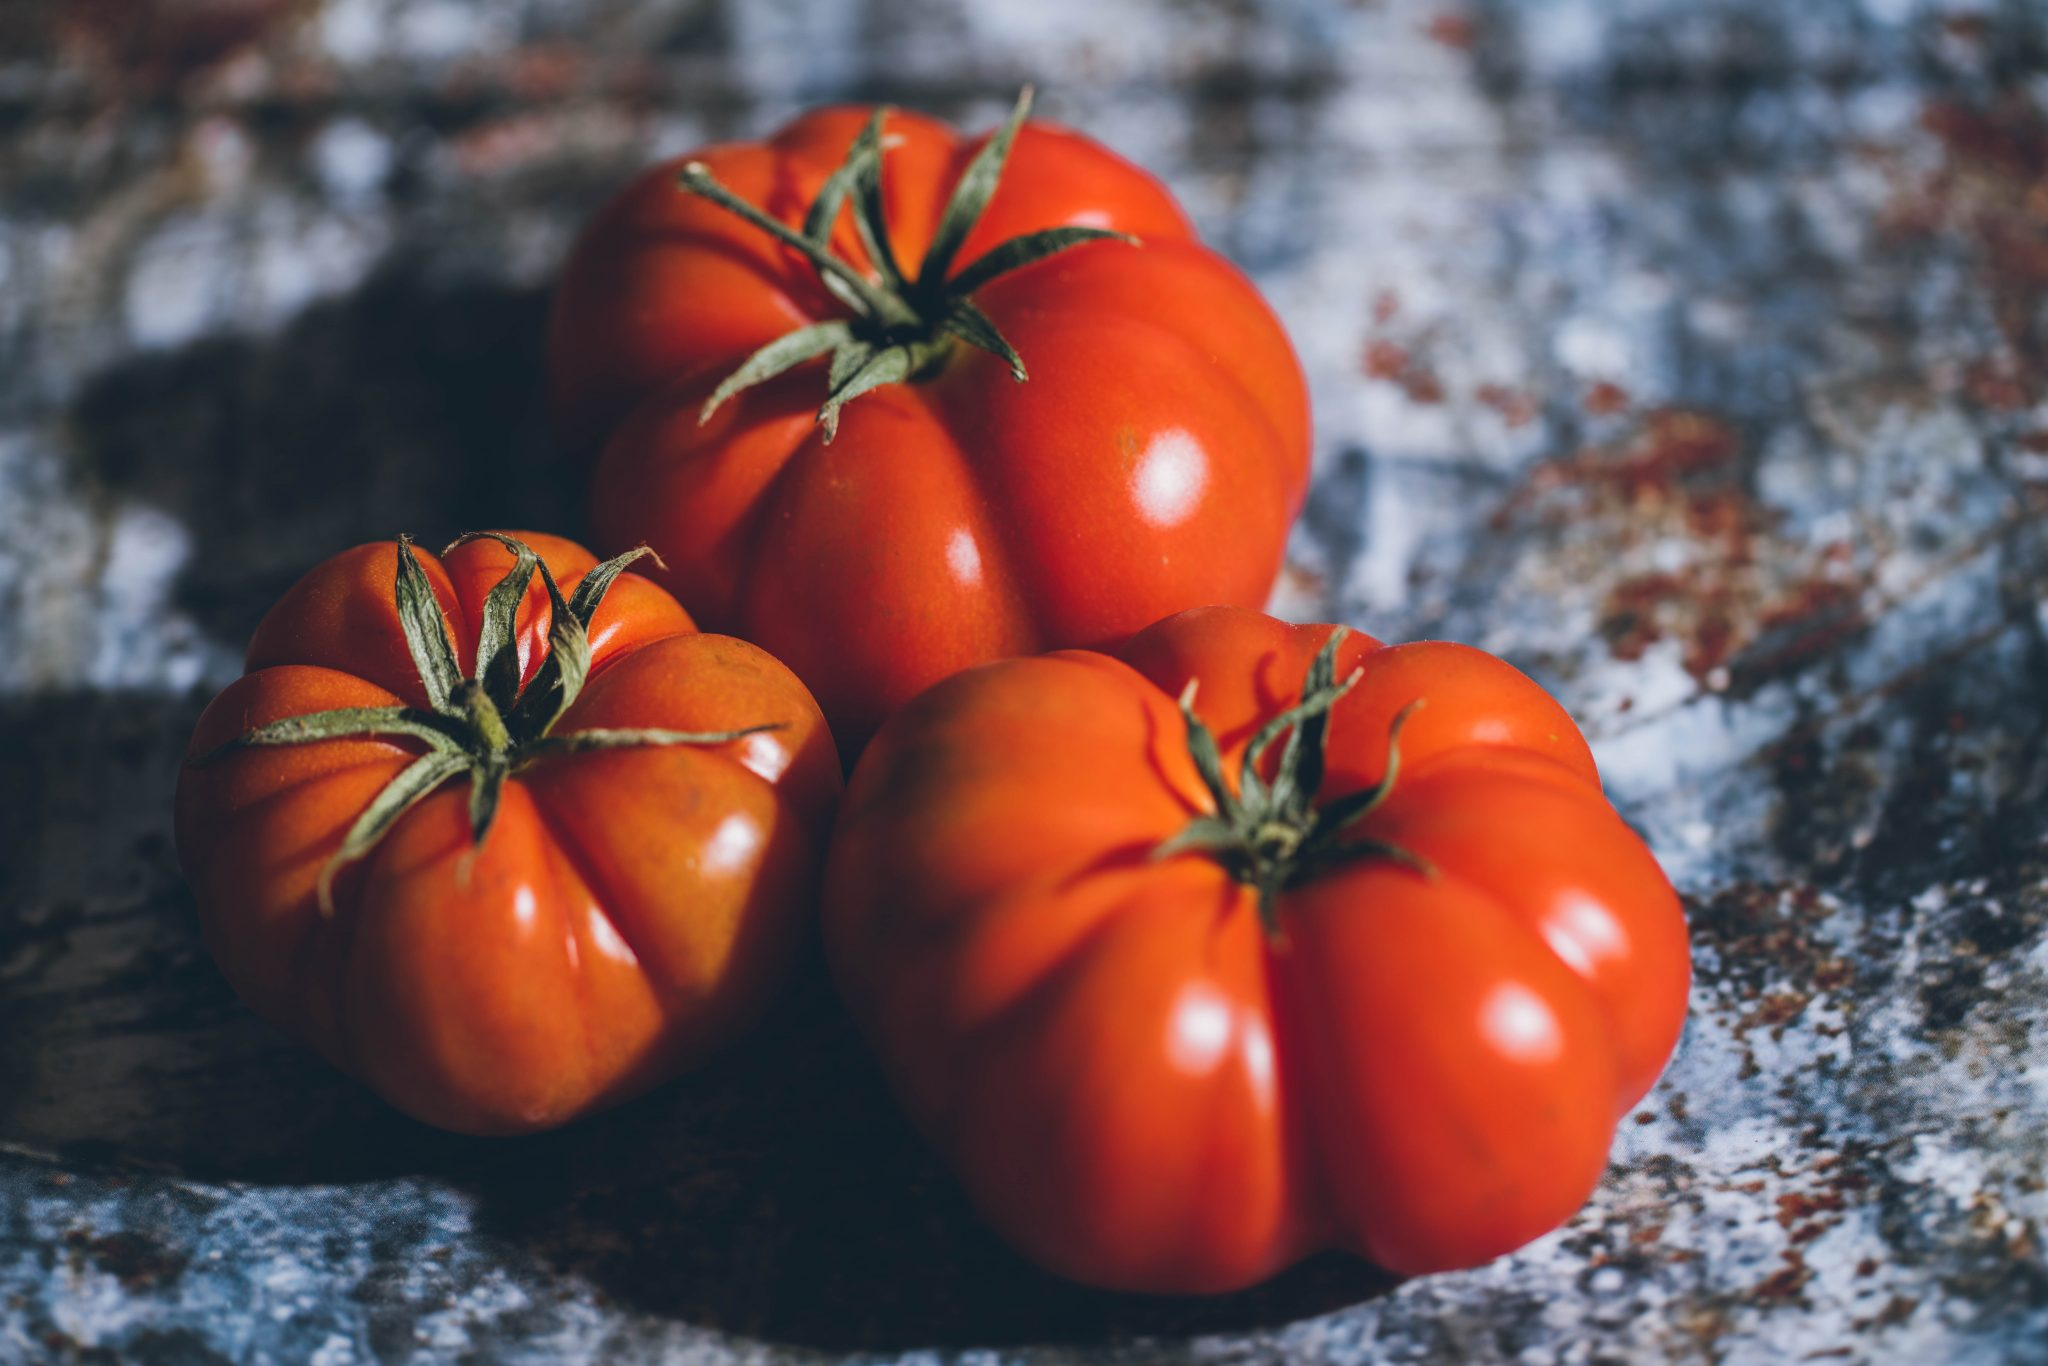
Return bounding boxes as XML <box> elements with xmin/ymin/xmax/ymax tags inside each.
<box><xmin>0</xmin><ymin>255</ymin><xmax>602</xmax><ymax>1176</ymax></box>
<box><xmin>460</xmin><ymin>963</ymin><xmax>1403</xmax><ymax>1352</ymax></box>
<box><xmin>5</xmin><ymin>257</ymin><xmax>588</xmax><ymax>1175</ymax></box>
<box><xmin>63</xmin><ymin>256</ymin><xmax>576</xmax><ymax>653</ymax></box>
<box><xmin>0</xmin><ymin>685</ymin><xmax>499</xmax><ymax>1179</ymax></box>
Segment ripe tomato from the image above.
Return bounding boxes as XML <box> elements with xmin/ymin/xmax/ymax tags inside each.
<box><xmin>175</xmin><ymin>531</ymin><xmax>840</xmax><ymax>1134</ymax></box>
<box><xmin>824</xmin><ymin>606</ymin><xmax>1690</xmax><ymax>1291</ymax></box>
<box><xmin>550</xmin><ymin>92</ymin><xmax>1310</xmax><ymax>745</ymax></box>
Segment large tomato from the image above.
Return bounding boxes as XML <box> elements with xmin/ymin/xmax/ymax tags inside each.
<box><xmin>824</xmin><ymin>606</ymin><xmax>1690</xmax><ymax>1292</ymax></box>
<box><xmin>550</xmin><ymin>92</ymin><xmax>1310</xmax><ymax>745</ymax></box>
<box><xmin>175</xmin><ymin>531</ymin><xmax>840</xmax><ymax>1134</ymax></box>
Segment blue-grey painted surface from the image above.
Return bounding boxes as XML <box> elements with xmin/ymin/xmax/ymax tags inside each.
<box><xmin>2</xmin><ymin>0</ymin><xmax>2045</xmax><ymax>1360</ymax></box>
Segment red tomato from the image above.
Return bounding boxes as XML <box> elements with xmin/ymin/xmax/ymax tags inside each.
<box><xmin>175</xmin><ymin>531</ymin><xmax>840</xmax><ymax>1134</ymax></box>
<box><xmin>824</xmin><ymin>606</ymin><xmax>1690</xmax><ymax>1291</ymax></box>
<box><xmin>550</xmin><ymin>92</ymin><xmax>1310</xmax><ymax>745</ymax></box>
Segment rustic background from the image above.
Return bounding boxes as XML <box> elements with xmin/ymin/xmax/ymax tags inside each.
<box><xmin>4</xmin><ymin>0</ymin><xmax>2047</xmax><ymax>1360</ymax></box>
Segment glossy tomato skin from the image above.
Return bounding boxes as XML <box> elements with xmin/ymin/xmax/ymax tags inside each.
<box><xmin>551</xmin><ymin>106</ymin><xmax>1311</xmax><ymax>746</ymax></box>
<box><xmin>823</xmin><ymin>606</ymin><xmax>1689</xmax><ymax>1292</ymax></box>
<box><xmin>175</xmin><ymin>533</ymin><xmax>841</xmax><ymax>1135</ymax></box>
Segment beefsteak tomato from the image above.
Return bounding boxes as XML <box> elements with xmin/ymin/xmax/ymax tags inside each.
<box><xmin>824</xmin><ymin>606</ymin><xmax>1689</xmax><ymax>1291</ymax></box>
<box><xmin>550</xmin><ymin>92</ymin><xmax>1310</xmax><ymax>745</ymax></box>
<box><xmin>175</xmin><ymin>531</ymin><xmax>840</xmax><ymax>1134</ymax></box>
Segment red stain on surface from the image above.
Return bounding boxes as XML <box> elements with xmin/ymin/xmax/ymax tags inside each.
<box><xmin>1425</xmin><ymin>13</ymin><xmax>1479</xmax><ymax>50</ymax></box>
<box><xmin>58</xmin><ymin>0</ymin><xmax>289</xmax><ymax>91</ymax></box>
<box><xmin>1753</xmin><ymin>1250</ymin><xmax>1813</xmax><ymax>1302</ymax></box>
<box><xmin>510</xmin><ymin>44</ymin><xmax>585</xmax><ymax>101</ymax></box>
<box><xmin>1402</xmin><ymin>369</ymin><xmax>1446</xmax><ymax>404</ymax></box>
<box><xmin>1502</xmin><ymin>410</ymin><xmax>1871</xmax><ymax>685</ymax></box>
<box><xmin>1884</xmin><ymin>94</ymin><xmax>2048</xmax><ymax>407</ymax></box>
<box><xmin>1360</xmin><ymin>338</ymin><xmax>1445</xmax><ymax>404</ymax></box>
<box><xmin>1964</xmin><ymin>358</ymin><xmax>2032</xmax><ymax>410</ymax></box>
<box><xmin>455</xmin><ymin>114</ymin><xmax>560</xmax><ymax>176</ymax></box>
<box><xmin>1584</xmin><ymin>379</ymin><xmax>1632</xmax><ymax>415</ymax></box>
<box><xmin>1740</xmin><ymin>991</ymin><xmax>1812</xmax><ymax>1039</ymax></box>
<box><xmin>1362</xmin><ymin>339</ymin><xmax>1409</xmax><ymax>380</ymax></box>
<box><xmin>1776</xmin><ymin>1191</ymin><xmax>1847</xmax><ymax>1228</ymax></box>
<box><xmin>1477</xmin><ymin>382</ymin><xmax>1538</xmax><ymax>427</ymax></box>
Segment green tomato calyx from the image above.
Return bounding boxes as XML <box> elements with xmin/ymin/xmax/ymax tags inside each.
<box><xmin>675</xmin><ymin>87</ymin><xmax>1140</xmax><ymax>441</ymax></box>
<box><xmin>1154</xmin><ymin>627</ymin><xmax>1436</xmax><ymax>938</ymax></box>
<box><xmin>190</xmin><ymin>533</ymin><xmax>778</xmax><ymax>912</ymax></box>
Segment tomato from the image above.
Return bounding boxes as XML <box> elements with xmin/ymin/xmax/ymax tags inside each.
<box><xmin>823</xmin><ymin>605</ymin><xmax>1690</xmax><ymax>1292</ymax></box>
<box><xmin>550</xmin><ymin>91</ymin><xmax>1310</xmax><ymax>745</ymax></box>
<box><xmin>174</xmin><ymin>531</ymin><xmax>840</xmax><ymax>1134</ymax></box>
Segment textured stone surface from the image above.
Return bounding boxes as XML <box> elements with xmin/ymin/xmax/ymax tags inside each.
<box><xmin>4</xmin><ymin>0</ymin><xmax>2047</xmax><ymax>1360</ymax></box>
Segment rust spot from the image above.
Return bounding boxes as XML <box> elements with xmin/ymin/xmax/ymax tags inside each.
<box><xmin>1922</xmin><ymin>98</ymin><xmax>2047</xmax><ymax>187</ymax></box>
<box><xmin>1583</xmin><ymin>380</ymin><xmax>1631</xmax><ymax>415</ymax></box>
<box><xmin>1402</xmin><ymin>369</ymin><xmax>1446</xmax><ymax>404</ymax></box>
<box><xmin>1476</xmin><ymin>382</ymin><xmax>1538</xmax><ymax>427</ymax></box>
<box><xmin>1690</xmin><ymin>883</ymin><xmax>1858</xmax><ymax>1076</ymax></box>
<box><xmin>1811</xmin><ymin>959</ymin><xmax>1855</xmax><ymax>992</ymax></box>
<box><xmin>1362</xmin><ymin>340</ymin><xmax>1409</xmax><ymax>380</ymax></box>
<box><xmin>1603</xmin><ymin>410</ymin><xmax>1741</xmax><ymax>496</ymax></box>
<box><xmin>1601</xmin><ymin>570</ymin><xmax>1691</xmax><ymax>663</ymax></box>
<box><xmin>1424</xmin><ymin>13</ymin><xmax>1479</xmax><ymax>49</ymax></box>
<box><xmin>1741</xmin><ymin>991</ymin><xmax>1812</xmax><ymax>1039</ymax></box>
<box><xmin>510</xmin><ymin>44</ymin><xmax>584</xmax><ymax>102</ymax></box>
<box><xmin>1884</xmin><ymin>95</ymin><xmax>2048</xmax><ymax>406</ymax></box>
<box><xmin>1776</xmin><ymin>1190</ymin><xmax>1847</xmax><ymax>1227</ymax></box>
<box><xmin>1964</xmin><ymin>358</ymin><xmax>2032</xmax><ymax>411</ymax></box>
<box><xmin>1753</xmin><ymin>1250</ymin><xmax>1813</xmax><ymax>1302</ymax></box>
<box><xmin>57</xmin><ymin>0</ymin><xmax>289</xmax><ymax>92</ymax></box>
<box><xmin>1503</xmin><ymin>410</ymin><xmax>1867</xmax><ymax>685</ymax></box>
<box><xmin>64</xmin><ymin>1229</ymin><xmax>187</xmax><ymax>1290</ymax></box>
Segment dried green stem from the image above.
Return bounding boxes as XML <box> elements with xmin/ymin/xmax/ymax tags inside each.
<box><xmin>680</xmin><ymin>87</ymin><xmax>1138</xmax><ymax>439</ymax></box>
<box><xmin>197</xmin><ymin>534</ymin><xmax>783</xmax><ymax>915</ymax></box>
<box><xmin>1155</xmin><ymin>628</ymin><xmax>1435</xmax><ymax>936</ymax></box>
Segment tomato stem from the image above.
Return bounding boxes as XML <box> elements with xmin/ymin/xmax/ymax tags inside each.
<box><xmin>458</xmin><ymin>679</ymin><xmax>514</xmax><ymax>755</ymax></box>
<box><xmin>1155</xmin><ymin>628</ymin><xmax>1436</xmax><ymax>936</ymax></box>
<box><xmin>190</xmin><ymin>534</ymin><xmax>781</xmax><ymax>913</ymax></box>
<box><xmin>677</xmin><ymin>159</ymin><xmax>916</xmax><ymax>328</ymax></box>
<box><xmin>676</xmin><ymin>88</ymin><xmax>1139</xmax><ymax>441</ymax></box>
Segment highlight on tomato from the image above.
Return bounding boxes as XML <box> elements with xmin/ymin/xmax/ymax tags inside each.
<box><xmin>823</xmin><ymin>605</ymin><xmax>1690</xmax><ymax>1293</ymax></box>
<box><xmin>550</xmin><ymin>90</ymin><xmax>1311</xmax><ymax>746</ymax></box>
<box><xmin>175</xmin><ymin>531</ymin><xmax>840</xmax><ymax>1134</ymax></box>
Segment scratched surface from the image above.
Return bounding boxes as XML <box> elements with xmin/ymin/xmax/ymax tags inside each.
<box><xmin>3</xmin><ymin>0</ymin><xmax>2047</xmax><ymax>1361</ymax></box>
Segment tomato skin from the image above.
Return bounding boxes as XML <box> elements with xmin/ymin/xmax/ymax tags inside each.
<box><xmin>175</xmin><ymin>534</ymin><xmax>841</xmax><ymax>1135</ymax></box>
<box><xmin>552</xmin><ymin>105</ymin><xmax>1311</xmax><ymax>746</ymax></box>
<box><xmin>822</xmin><ymin>606</ymin><xmax>1689</xmax><ymax>1291</ymax></box>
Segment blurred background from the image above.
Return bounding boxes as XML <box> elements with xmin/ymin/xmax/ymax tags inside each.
<box><xmin>4</xmin><ymin>0</ymin><xmax>2047</xmax><ymax>1361</ymax></box>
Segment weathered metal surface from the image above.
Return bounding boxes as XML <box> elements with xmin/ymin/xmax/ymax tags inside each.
<box><xmin>2</xmin><ymin>0</ymin><xmax>2045</xmax><ymax>1360</ymax></box>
